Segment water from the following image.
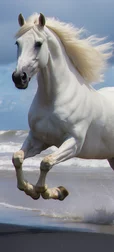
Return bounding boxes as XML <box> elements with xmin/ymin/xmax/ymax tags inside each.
<box><xmin>0</xmin><ymin>130</ymin><xmax>114</xmax><ymax>229</ymax></box>
<box><xmin>0</xmin><ymin>130</ymin><xmax>110</xmax><ymax>171</ymax></box>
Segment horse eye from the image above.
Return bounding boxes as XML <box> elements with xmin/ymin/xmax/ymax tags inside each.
<box><xmin>35</xmin><ymin>41</ymin><xmax>42</xmax><ymax>48</ymax></box>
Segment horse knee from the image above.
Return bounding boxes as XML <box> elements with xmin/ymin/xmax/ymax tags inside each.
<box><xmin>12</xmin><ymin>150</ymin><xmax>24</xmax><ymax>168</ymax></box>
<box><xmin>40</xmin><ymin>155</ymin><xmax>54</xmax><ymax>172</ymax></box>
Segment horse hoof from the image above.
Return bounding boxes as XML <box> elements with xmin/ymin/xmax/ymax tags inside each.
<box><xmin>24</xmin><ymin>183</ymin><xmax>41</xmax><ymax>200</ymax></box>
<box><xmin>24</xmin><ymin>189</ymin><xmax>40</xmax><ymax>200</ymax></box>
<box><xmin>58</xmin><ymin>186</ymin><xmax>69</xmax><ymax>201</ymax></box>
<box><xmin>41</xmin><ymin>186</ymin><xmax>69</xmax><ymax>200</ymax></box>
<box><xmin>31</xmin><ymin>194</ymin><xmax>40</xmax><ymax>200</ymax></box>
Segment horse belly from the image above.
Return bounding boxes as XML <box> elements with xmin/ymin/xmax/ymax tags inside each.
<box><xmin>79</xmin><ymin>92</ymin><xmax>114</xmax><ymax>159</ymax></box>
<box><xmin>79</xmin><ymin>124</ymin><xmax>114</xmax><ymax>159</ymax></box>
<box><xmin>79</xmin><ymin>139</ymin><xmax>113</xmax><ymax>159</ymax></box>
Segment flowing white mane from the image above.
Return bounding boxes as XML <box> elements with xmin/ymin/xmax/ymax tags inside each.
<box><xmin>16</xmin><ymin>13</ymin><xmax>114</xmax><ymax>84</ymax></box>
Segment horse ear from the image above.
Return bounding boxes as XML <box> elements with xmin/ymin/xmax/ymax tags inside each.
<box><xmin>39</xmin><ymin>13</ymin><xmax>45</xmax><ymax>27</ymax></box>
<box><xmin>18</xmin><ymin>13</ymin><xmax>26</xmax><ymax>26</ymax></box>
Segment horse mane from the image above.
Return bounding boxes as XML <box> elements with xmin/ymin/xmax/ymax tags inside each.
<box><xmin>16</xmin><ymin>13</ymin><xmax>114</xmax><ymax>84</ymax></box>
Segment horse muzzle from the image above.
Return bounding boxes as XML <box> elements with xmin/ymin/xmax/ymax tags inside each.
<box><xmin>12</xmin><ymin>71</ymin><xmax>30</xmax><ymax>89</ymax></box>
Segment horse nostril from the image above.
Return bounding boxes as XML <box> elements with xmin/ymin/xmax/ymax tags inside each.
<box><xmin>21</xmin><ymin>72</ymin><xmax>27</xmax><ymax>81</ymax></box>
<box><xmin>12</xmin><ymin>71</ymin><xmax>29</xmax><ymax>88</ymax></box>
<box><xmin>12</xmin><ymin>71</ymin><xmax>16</xmax><ymax>82</ymax></box>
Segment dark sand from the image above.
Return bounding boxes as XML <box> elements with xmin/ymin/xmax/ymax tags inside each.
<box><xmin>1</xmin><ymin>223</ymin><xmax>114</xmax><ymax>252</ymax></box>
<box><xmin>0</xmin><ymin>170</ymin><xmax>114</xmax><ymax>251</ymax></box>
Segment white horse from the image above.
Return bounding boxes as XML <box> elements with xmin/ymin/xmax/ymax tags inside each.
<box><xmin>12</xmin><ymin>13</ymin><xmax>114</xmax><ymax>201</ymax></box>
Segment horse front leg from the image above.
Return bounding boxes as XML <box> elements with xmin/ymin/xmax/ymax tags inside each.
<box><xmin>35</xmin><ymin>136</ymin><xmax>77</xmax><ymax>201</ymax></box>
<box><xmin>12</xmin><ymin>132</ymin><xmax>46</xmax><ymax>200</ymax></box>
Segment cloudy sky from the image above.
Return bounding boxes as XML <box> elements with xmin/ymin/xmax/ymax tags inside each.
<box><xmin>0</xmin><ymin>0</ymin><xmax>114</xmax><ymax>130</ymax></box>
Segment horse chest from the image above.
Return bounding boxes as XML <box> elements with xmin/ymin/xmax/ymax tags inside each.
<box><xmin>28</xmin><ymin>109</ymin><xmax>63</xmax><ymax>145</ymax></box>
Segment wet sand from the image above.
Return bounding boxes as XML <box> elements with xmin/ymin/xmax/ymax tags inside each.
<box><xmin>0</xmin><ymin>222</ymin><xmax>114</xmax><ymax>252</ymax></box>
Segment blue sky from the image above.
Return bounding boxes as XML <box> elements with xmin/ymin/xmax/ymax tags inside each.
<box><xmin>0</xmin><ymin>0</ymin><xmax>114</xmax><ymax>130</ymax></box>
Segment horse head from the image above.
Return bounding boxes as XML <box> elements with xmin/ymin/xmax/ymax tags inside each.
<box><xmin>12</xmin><ymin>13</ymin><xmax>49</xmax><ymax>89</ymax></box>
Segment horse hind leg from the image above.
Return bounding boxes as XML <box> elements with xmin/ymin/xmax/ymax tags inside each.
<box><xmin>108</xmin><ymin>158</ymin><xmax>114</xmax><ymax>170</ymax></box>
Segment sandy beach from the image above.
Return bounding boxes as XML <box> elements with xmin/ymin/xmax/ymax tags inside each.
<box><xmin>1</xmin><ymin>222</ymin><xmax>114</xmax><ymax>252</ymax></box>
<box><xmin>1</xmin><ymin>129</ymin><xmax>114</xmax><ymax>251</ymax></box>
<box><xmin>0</xmin><ymin>165</ymin><xmax>114</xmax><ymax>251</ymax></box>
<box><xmin>0</xmin><ymin>170</ymin><xmax>114</xmax><ymax>232</ymax></box>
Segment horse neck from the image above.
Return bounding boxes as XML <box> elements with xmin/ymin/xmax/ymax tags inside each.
<box><xmin>37</xmin><ymin>29</ymin><xmax>90</xmax><ymax>106</ymax></box>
